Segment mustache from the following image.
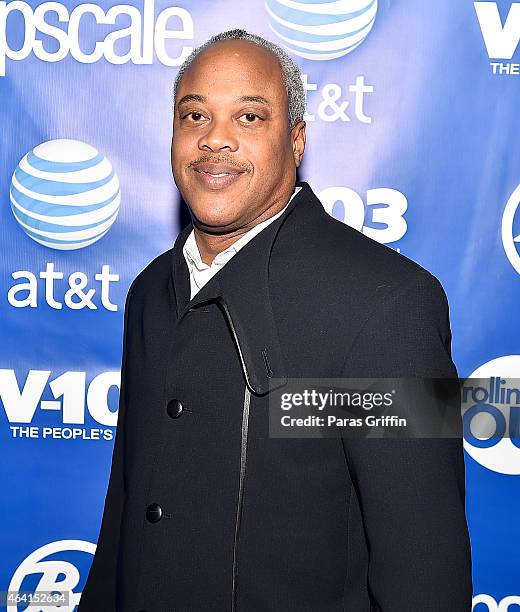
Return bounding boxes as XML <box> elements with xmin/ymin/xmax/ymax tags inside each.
<box><xmin>187</xmin><ymin>155</ymin><xmax>251</xmax><ymax>173</ymax></box>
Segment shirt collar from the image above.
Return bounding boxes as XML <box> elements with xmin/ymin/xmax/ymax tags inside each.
<box><xmin>171</xmin><ymin>181</ymin><xmax>320</xmax><ymax>395</ymax></box>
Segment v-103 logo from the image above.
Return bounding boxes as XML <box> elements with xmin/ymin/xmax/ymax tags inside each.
<box><xmin>474</xmin><ymin>2</ymin><xmax>520</xmax><ymax>75</ymax></box>
<box><xmin>319</xmin><ymin>186</ymin><xmax>407</xmax><ymax>245</ymax></box>
<box><xmin>0</xmin><ymin>369</ymin><xmax>120</xmax><ymax>440</ymax></box>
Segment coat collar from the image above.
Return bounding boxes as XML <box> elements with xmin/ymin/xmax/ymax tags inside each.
<box><xmin>171</xmin><ymin>180</ymin><xmax>320</xmax><ymax>396</ymax></box>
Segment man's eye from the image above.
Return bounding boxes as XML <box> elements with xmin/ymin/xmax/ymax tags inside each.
<box><xmin>183</xmin><ymin>111</ymin><xmax>205</xmax><ymax>121</ymax></box>
<box><xmin>240</xmin><ymin>113</ymin><xmax>262</xmax><ymax>123</ymax></box>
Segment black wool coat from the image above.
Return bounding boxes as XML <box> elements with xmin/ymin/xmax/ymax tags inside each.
<box><xmin>79</xmin><ymin>181</ymin><xmax>472</xmax><ymax>612</ymax></box>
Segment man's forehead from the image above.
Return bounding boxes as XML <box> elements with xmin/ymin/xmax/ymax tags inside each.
<box><xmin>178</xmin><ymin>40</ymin><xmax>284</xmax><ymax>90</ymax></box>
<box><xmin>174</xmin><ymin>39</ymin><xmax>290</xmax><ymax>115</ymax></box>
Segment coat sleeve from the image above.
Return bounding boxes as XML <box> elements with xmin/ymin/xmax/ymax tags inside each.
<box><xmin>340</xmin><ymin>271</ymin><xmax>473</xmax><ymax>611</ymax></box>
<box><xmin>78</xmin><ymin>278</ymin><xmax>137</xmax><ymax>611</ymax></box>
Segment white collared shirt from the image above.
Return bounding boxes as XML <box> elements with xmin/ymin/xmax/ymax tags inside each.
<box><xmin>183</xmin><ymin>186</ymin><xmax>302</xmax><ymax>299</ymax></box>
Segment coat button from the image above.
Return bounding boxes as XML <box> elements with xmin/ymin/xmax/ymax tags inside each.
<box><xmin>146</xmin><ymin>503</ymin><xmax>162</xmax><ymax>523</ymax></box>
<box><xmin>166</xmin><ymin>398</ymin><xmax>184</xmax><ymax>419</ymax></box>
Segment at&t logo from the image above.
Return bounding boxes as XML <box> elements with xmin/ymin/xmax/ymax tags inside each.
<box><xmin>10</xmin><ymin>139</ymin><xmax>120</xmax><ymax>250</ymax></box>
<box><xmin>266</xmin><ymin>0</ymin><xmax>377</xmax><ymax>61</ymax></box>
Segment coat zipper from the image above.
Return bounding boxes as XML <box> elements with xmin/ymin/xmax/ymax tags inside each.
<box><xmin>213</xmin><ymin>297</ymin><xmax>256</xmax><ymax>610</ymax></box>
<box><xmin>232</xmin><ymin>385</ymin><xmax>251</xmax><ymax>611</ymax></box>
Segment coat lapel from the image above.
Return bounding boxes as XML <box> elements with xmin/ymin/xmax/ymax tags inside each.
<box><xmin>171</xmin><ymin>181</ymin><xmax>317</xmax><ymax>396</ymax></box>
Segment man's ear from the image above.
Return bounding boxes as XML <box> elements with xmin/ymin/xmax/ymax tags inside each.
<box><xmin>170</xmin><ymin>133</ymin><xmax>175</xmax><ymax>179</ymax></box>
<box><xmin>291</xmin><ymin>121</ymin><xmax>306</xmax><ymax>168</ymax></box>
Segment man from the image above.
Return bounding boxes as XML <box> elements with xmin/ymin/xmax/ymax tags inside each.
<box><xmin>80</xmin><ymin>29</ymin><xmax>472</xmax><ymax>612</ymax></box>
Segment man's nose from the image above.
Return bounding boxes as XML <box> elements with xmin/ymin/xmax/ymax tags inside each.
<box><xmin>198</xmin><ymin>119</ymin><xmax>239</xmax><ymax>152</ymax></box>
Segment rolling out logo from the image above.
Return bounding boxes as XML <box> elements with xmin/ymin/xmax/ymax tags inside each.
<box><xmin>462</xmin><ymin>356</ymin><xmax>520</xmax><ymax>475</ymax></box>
<box><xmin>474</xmin><ymin>2</ymin><xmax>520</xmax><ymax>75</ymax></box>
<box><xmin>10</xmin><ymin>139</ymin><xmax>120</xmax><ymax>250</ymax></box>
<box><xmin>266</xmin><ymin>0</ymin><xmax>377</xmax><ymax>61</ymax></box>
<box><xmin>0</xmin><ymin>369</ymin><xmax>120</xmax><ymax>441</ymax></box>
<box><xmin>0</xmin><ymin>0</ymin><xmax>193</xmax><ymax>76</ymax></box>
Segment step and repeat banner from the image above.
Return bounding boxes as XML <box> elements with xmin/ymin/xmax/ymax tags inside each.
<box><xmin>1</xmin><ymin>0</ymin><xmax>519</xmax><ymax>610</ymax></box>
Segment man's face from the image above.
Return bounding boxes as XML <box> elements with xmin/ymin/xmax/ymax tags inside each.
<box><xmin>171</xmin><ymin>39</ymin><xmax>305</xmax><ymax>234</ymax></box>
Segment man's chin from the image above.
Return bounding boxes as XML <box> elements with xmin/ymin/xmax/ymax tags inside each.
<box><xmin>189</xmin><ymin>205</ymin><xmax>245</xmax><ymax>234</ymax></box>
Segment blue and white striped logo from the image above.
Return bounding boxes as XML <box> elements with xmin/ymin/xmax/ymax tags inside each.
<box><xmin>266</xmin><ymin>0</ymin><xmax>378</xmax><ymax>61</ymax></box>
<box><xmin>10</xmin><ymin>139</ymin><xmax>120</xmax><ymax>250</ymax></box>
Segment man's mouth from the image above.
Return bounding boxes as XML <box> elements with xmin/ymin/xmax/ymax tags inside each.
<box><xmin>191</xmin><ymin>163</ymin><xmax>246</xmax><ymax>190</ymax></box>
<box><xmin>199</xmin><ymin>171</ymin><xmax>234</xmax><ymax>177</ymax></box>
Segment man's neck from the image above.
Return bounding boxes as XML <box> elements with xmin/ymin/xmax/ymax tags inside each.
<box><xmin>193</xmin><ymin>192</ymin><xmax>295</xmax><ymax>266</ymax></box>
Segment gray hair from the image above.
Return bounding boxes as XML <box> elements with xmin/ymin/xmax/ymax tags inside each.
<box><xmin>172</xmin><ymin>29</ymin><xmax>306</xmax><ymax>131</ymax></box>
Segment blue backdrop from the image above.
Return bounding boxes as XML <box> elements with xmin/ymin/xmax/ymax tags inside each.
<box><xmin>1</xmin><ymin>1</ymin><xmax>519</xmax><ymax>609</ymax></box>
